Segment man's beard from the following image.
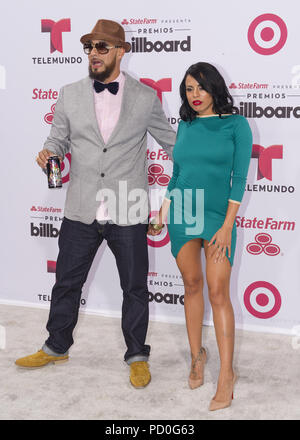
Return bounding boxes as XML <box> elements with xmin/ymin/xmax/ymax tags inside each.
<box><xmin>88</xmin><ymin>57</ymin><xmax>117</xmax><ymax>82</ymax></box>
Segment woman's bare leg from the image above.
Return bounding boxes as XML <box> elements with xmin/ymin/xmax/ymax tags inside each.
<box><xmin>203</xmin><ymin>240</ymin><xmax>235</xmax><ymax>401</ymax></box>
<box><xmin>176</xmin><ymin>239</ymin><xmax>206</xmax><ymax>378</ymax></box>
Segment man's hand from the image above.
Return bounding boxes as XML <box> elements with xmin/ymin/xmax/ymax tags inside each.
<box><xmin>35</xmin><ymin>149</ymin><xmax>62</xmax><ymax>169</ymax></box>
<box><xmin>147</xmin><ymin>198</ymin><xmax>171</xmax><ymax>236</ymax></box>
<box><xmin>147</xmin><ymin>222</ymin><xmax>164</xmax><ymax>236</ymax></box>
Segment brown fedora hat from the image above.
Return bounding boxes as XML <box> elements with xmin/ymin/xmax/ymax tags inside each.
<box><xmin>80</xmin><ymin>19</ymin><xmax>131</xmax><ymax>53</ymax></box>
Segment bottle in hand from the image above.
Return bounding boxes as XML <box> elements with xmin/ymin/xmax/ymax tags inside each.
<box><xmin>47</xmin><ymin>156</ymin><xmax>62</xmax><ymax>189</ymax></box>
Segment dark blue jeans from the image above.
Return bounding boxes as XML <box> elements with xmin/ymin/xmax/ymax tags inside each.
<box><xmin>45</xmin><ymin>217</ymin><xmax>151</xmax><ymax>363</ymax></box>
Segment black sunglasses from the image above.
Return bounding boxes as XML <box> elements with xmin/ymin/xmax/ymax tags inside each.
<box><xmin>83</xmin><ymin>41</ymin><xmax>122</xmax><ymax>55</ymax></box>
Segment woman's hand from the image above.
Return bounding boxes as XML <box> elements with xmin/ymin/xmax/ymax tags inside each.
<box><xmin>208</xmin><ymin>225</ymin><xmax>232</xmax><ymax>263</ymax></box>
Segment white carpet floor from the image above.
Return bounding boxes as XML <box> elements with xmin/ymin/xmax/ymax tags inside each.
<box><xmin>0</xmin><ymin>304</ymin><xmax>299</xmax><ymax>420</ymax></box>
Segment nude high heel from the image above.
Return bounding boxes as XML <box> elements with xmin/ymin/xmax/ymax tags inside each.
<box><xmin>188</xmin><ymin>347</ymin><xmax>207</xmax><ymax>390</ymax></box>
<box><xmin>209</xmin><ymin>373</ymin><xmax>237</xmax><ymax>411</ymax></box>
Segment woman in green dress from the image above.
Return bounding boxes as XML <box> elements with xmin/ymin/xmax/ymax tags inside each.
<box><xmin>149</xmin><ymin>63</ymin><xmax>252</xmax><ymax>411</ymax></box>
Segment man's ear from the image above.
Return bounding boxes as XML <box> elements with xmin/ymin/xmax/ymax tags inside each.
<box><xmin>117</xmin><ymin>47</ymin><xmax>125</xmax><ymax>61</ymax></box>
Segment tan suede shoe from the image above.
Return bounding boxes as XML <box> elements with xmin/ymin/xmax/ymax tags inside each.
<box><xmin>129</xmin><ymin>361</ymin><xmax>151</xmax><ymax>389</ymax></box>
<box><xmin>15</xmin><ymin>349</ymin><xmax>69</xmax><ymax>369</ymax></box>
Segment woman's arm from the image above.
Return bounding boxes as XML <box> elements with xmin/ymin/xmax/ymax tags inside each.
<box><xmin>208</xmin><ymin>116</ymin><xmax>253</xmax><ymax>263</ymax></box>
<box><xmin>208</xmin><ymin>201</ymin><xmax>240</xmax><ymax>263</ymax></box>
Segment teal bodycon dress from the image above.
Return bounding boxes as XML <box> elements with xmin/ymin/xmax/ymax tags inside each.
<box><xmin>166</xmin><ymin>114</ymin><xmax>253</xmax><ymax>266</ymax></box>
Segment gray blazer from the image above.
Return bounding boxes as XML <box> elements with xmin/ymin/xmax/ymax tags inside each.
<box><xmin>44</xmin><ymin>72</ymin><xmax>176</xmax><ymax>225</ymax></box>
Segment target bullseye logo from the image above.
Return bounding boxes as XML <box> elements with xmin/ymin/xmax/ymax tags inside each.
<box><xmin>148</xmin><ymin>164</ymin><xmax>170</xmax><ymax>186</ymax></box>
<box><xmin>246</xmin><ymin>233</ymin><xmax>280</xmax><ymax>256</ymax></box>
<box><xmin>61</xmin><ymin>153</ymin><xmax>71</xmax><ymax>184</ymax></box>
<box><xmin>248</xmin><ymin>14</ymin><xmax>288</xmax><ymax>55</ymax></box>
<box><xmin>244</xmin><ymin>281</ymin><xmax>281</xmax><ymax>319</ymax></box>
<box><xmin>147</xmin><ymin>210</ymin><xmax>170</xmax><ymax>248</ymax></box>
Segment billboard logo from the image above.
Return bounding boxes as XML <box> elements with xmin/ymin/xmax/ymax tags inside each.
<box><xmin>41</xmin><ymin>18</ymin><xmax>71</xmax><ymax>53</ymax></box>
<box><xmin>251</xmin><ymin>144</ymin><xmax>283</xmax><ymax>181</ymax></box>
<box><xmin>149</xmin><ymin>291</ymin><xmax>184</xmax><ymax>305</ymax></box>
<box><xmin>248</xmin><ymin>14</ymin><xmax>288</xmax><ymax>55</ymax></box>
<box><xmin>140</xmin><ymin>78</ymin><xmax>172</xmax><ymax>103</ymax></box>
<box><xmin>148</xmin><ymin>164</ymin><xmax>170</xmax><ymax>186</ymax></box>
<box><xmin>246</xmin><ymin>233</ymin><xmax>280</xmax><ymax>256</ymax></box>
<box><xmin>31</xmin><ymin>223</ymin><xmax>60</xmax><ymax>238</ymax></box>
<box><xmin>132</xmin><ymin>36</ymin><xmax>191</xmax><ymax>53</ymax></box>
<box><xmin>244</xmin><ymin>281</ymin><xmax>282</xmax><ymax>319</ymax></box>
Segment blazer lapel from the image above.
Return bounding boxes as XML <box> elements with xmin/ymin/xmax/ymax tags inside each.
<box><xmin>84</xmin><ymin>77</ymin><xmax>105</xmax><ymax>146</ymax></box>
<box><xmin>105</xmin><ymin>72</ymin><xmax>139</xmax><ymax>147</ymax></box>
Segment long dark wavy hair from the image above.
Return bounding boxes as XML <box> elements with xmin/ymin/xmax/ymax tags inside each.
<box><xmin>179</xmin><ymin>62</ymin><xmax>234</xmax><ymax>122</ymax></box>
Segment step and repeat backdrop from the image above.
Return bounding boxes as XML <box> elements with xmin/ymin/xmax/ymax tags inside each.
<box><xmin>1</xmin><ymin>0</ymin><xmax>299</xmax><ymax>335</ymax></box>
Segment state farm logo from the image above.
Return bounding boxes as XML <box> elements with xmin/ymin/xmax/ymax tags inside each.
<box><xmin>248</xmin><ymin>13</ymin><xmax>288</xmax><ymax>55</ymax></box>
<box><xmin>229</xmin><ymin>82</ymin><xmax>268</xmax><ymax>90</ymax></box>
<box><xmin>122</xmin><ymin>18</ymin><xmax>158</xmax><ymax>25</ymax></box>
<box><xmin>246</xmin><ymin>233</ymin><xmax>280</xmax><ymax>256</ymax></box>
<box><xmin>34</xmin><ymin>88</ymin><xmax>71</xmax><ymax>184</ymax></box>
<box><xmin>236</xmin><ymin>216</ymin><xmax>295</xmax><ymax>231</ymax></box>
<box><xmin>31</xmin><ymin>87</ymin><xmax>58</xmax><ymax>125</ymax></box>
<box><xmin>30</xmin><ymin>206</ymin><xmax>63</xmax><ymax>224</ymax></box>
<box><xmin>147</xmin><ymin>148</ymin><xmax>170</xmax><ymax>161</ymax></box>
<box><xmin>244</xmin><ymin>281</ymin><xmax>282</xmax><ymax>319</ymax></box>
<box><xmin>33</xmin><ymin>18</ymin><xmax>82</xmax><ymax>65</ymax></box>
<box><xmin>44</xmin><ymin>104</ymin><xmax>56</xmax><ymax>124</ymax></box>
<box><xmin>30</xmin><ymin>206</ymin><xmax>62</xmax><ymax>214</ymax></box>
<box><xmin>41</xmin><ymin>19</ymin><xmax>71</xmax><ymax>53</ymax></box>
<box><xmin>140</xmin><ymin>78</ymin><xmax>172</xmax><ymax>103</ymax></box>
<box><xmin>252</xmin><ymin>144</ymin><xmax>283</xmax><ymax>181</ymax></box>
<box><xmin>147</xmin><ymin>210</ymin><xmax>170</xmax><ymax>248</ymax></box>
<box><xmin>148</xmin><ymin>164</ymin><xmax>170</xmax><ymax>186</ymax></box>
<box><xmin>33</xmin><ymin>88</ymin><xmax>58</xmax><ymax>101</ymax></box>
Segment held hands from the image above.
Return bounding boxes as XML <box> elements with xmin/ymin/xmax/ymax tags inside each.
<box><xmin>147</xmin><ymin>198</ymin><xmax>171</xmax><ymax>236</ymax></box>
<box><xmin>147</xmin><ymin>208</ymin><xmax>165</xmax><ymax>236</ymax></box>
<box><xmin>208</xmin><ymin>225</ymin><xmax>232</xmax><ymax>264</ymax></box>
<box><xmin>36</xmin><ymin>149</ymin><xmax>62</xmax><ymax>169</ymax></box>
<box><xmin>147</xmin><ymin>220</ymin><xmax>164</xmax><ymax>236</ymax></box>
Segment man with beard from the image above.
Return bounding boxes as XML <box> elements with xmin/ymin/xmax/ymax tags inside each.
<box><xmin>15</xmin><ymin>20</ymin><xmax>176</xmax><ymax>389</ymax></box>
